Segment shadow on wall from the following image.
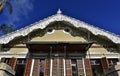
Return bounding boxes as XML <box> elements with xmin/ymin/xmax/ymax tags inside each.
<box><xmin>106</xmin><ymin>63</ymin><xmax>120</xmax><ymax>76</ymax></box>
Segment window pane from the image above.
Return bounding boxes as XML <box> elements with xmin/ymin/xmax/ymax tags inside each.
<box><xmin>40</xmin><ymin>59</ymin><xmax>45</xmax><ymax>76</ymax></box>
<box><xmin>71</xmin><ymin>59</ymin><xmax>77</xmax><ymax>76</ymax></box>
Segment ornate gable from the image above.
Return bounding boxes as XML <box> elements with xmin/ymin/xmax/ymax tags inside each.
<box><xmin>0</xmin><ymin>9</ymin><xmax>120</xmax><ymax>44</ymax></box>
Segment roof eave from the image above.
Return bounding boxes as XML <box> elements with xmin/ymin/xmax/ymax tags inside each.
<box><xmin>0</xmin><ymin>13</ymin><xmax>120</xmax><ymax>44</ymax></box>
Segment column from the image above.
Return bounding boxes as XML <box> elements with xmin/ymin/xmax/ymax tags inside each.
<box><xmin>84</xmin><ymin>58</ymin><xmax>92</xmax><ymax>76</ymax></box>
<box><xmin>50</xmin><ymin>46</ymin><xmax>53</xmax><ymax>76</ymax></box>
<box><xmin>30</xmin><ymin>59</ymin><xmax>34</xmax><ymax>76</ymax></box>
<box><xmin>82</xmin><ymin>58</ymin><xmax>86</xmax><ymax>76</ymax></box>
<box><xmin>32</xmin><ymin>59</ymin><xmax>40</xmax><ymax>76</ymax></box>
<box><xmin>63</xmin><ymin>58</ymin><xmax>66</xmax><ymax>76</ymax></box>
<box><xmin>50</xmin><ymin>59</ymin><xmax>53</xmax><ymax>76</ymax></box>
<box><xmin>24</xmin><ymin>58</ymin><xmax>32</xmax><ymax>76</ymax></box>
<box><xmin>9</xmin><ymin>57</ymin><xmax>17</xmax><ymax>70</ymax></box>
<box><xmin>63</xmin><ymin>46</ymin><xmax>66</xmax><ymax>76</ymax></box>
<box><xmin>101</xmin><ymin>57</ymin><xmax>109</xmax><ymax>74</ymax></box>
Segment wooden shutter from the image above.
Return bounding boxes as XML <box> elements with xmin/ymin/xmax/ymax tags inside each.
<box><xmin>9</xmin><ymin>57</ymin><xmax>17</xmax><ymax>70</ymax></box>
<box><xmin>32</xmin><ymin>59</ymin><xmax>40</xmax><ymax>76</ymax></box>
<box><xmin>101</xmin><ymin>57</ymin><xmax>109</xmax><ymax>74</ymax></box>
<box><xmin>85</xmin><ymin>58</ymin><xmax>92</xmax><ymax>76</ymax></box>
<box><xmin>66</xmin><ymin>59</ymin><xmax>72</xmax><ymax>76</ymax></box>
<box><xmin>44</xmin><ymin>58</ymin><xmax>50</xmax><ymax>76</ymax></box>
<box><xmin>24</xmin><ymin>58</ymin><xmax>32</xmax><ymax>76</ymax></box>
<box><xmin>77</xmin><ymin>59</ymin><xmax>84</xmax><ymax>76</ymax></box>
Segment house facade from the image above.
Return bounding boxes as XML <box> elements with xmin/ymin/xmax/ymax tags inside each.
<box><xmin>0</xmin><ymin>9</ymin><xmax>120</xmax><ymax>76</ymax></box>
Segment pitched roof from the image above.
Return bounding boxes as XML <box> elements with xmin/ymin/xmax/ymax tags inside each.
<box><xmin>0</xmin><ymin>9</ymin><xmax>120</xmax><ymax>44</ymax></box>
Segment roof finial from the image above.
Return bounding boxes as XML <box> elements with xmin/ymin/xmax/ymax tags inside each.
<box><xmin>57</xmin><ymin>8</ymin><xmax>62</xmax><ymax>14</ymax></box>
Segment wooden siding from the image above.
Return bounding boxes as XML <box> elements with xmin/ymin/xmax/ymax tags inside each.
<box><xmin>44</xmin><ymin>58</ymin><xmax>50</xmax><ymax>76</ymax></box>
<box><xmin>66</xmin><ymin>59</ymin><xmax>72</xmax><ymax>76</ymax></box>
<box><xmin>77</xmin><ymin>59</ymin><xmax>84</xmax><ymax>76</ymax></box>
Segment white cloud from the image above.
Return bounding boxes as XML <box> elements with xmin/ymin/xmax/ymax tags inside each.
<box><xmin>1</xmin><ymin>0</ymin><xmax>34</xmax><ymax>26</ymax></box>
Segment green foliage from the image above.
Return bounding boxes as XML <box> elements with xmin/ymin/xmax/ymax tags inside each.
<box><xmin>0</xmin><ymin>0</ymin><xmax>18</xmax><ymax>14</ymax></box>
<box><xmin>0</xmin><ymin>24</ymin><xmax>15</xmax><ymax>35</ymax></box>
<box><xmin>0</xmin><ymin>0</ymin><xmax>6</xmax><ymax>14</ymax></box>
<box><xmin>0</xmin><ymin>0</ymin><xmax>17</xmax><ymax>35</ymax></box>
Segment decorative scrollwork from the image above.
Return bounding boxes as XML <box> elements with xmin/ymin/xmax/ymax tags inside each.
<box><xmin>0</xmin><ymin>11</ymin><xmax>120</xmax><ymax>44</ymax></box>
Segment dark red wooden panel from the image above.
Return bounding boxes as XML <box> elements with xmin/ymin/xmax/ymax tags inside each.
<box><xmin>9</xmin><ymin>57</ymin><xmax>17</xmax><ymax>70</ymax></box>
<box><xmin>85</xmin><ymin>58</ymin><xmax>92</xmax><ymax>76</ymax></box>
<box><xmin>44</xmin><ymin>58</ymin><xmax>50</xmax><ymax>76</ymax></box>
<box><xmin>24</xmin><ymin>58</ymin><xmax>32</xmax><ymax>76</ymax></box>
<box><xmin>101</xmin><ymin>57</ymin><xmax>109</xmax><ymax>74</ymax></box>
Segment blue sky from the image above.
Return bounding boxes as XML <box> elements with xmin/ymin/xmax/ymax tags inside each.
<box><xmin>0</xmin><ymin>0</ymin><xmax>120</xmax><ymax>35</ymax></box>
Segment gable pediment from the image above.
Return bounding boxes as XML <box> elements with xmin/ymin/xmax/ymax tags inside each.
<box><xmin>31</xmin><ymin>30</ymin><xmax>86</xmax><ymax>42</ymax></box>
<box><xmin>0</xmin><ymin>10</ymin><xmax>120</xmax><ymax>44</ymax></box>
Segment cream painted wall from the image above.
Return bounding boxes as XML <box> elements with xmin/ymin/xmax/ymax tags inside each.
<box><xmin>9</xmin><ymin>44</ymin><xmax>28</xmax><ymax>52</ymax></box>
<box><xmin>9</xmin><ymin>48</ymin><xmax>28</xmax><ymax>52</ymax></box>
<box><xmin>31</xmin><ymin>30</ymin><xmax>87</xmax><ymax>42</ymax></box>
<box><xmin>8</xmin><ymin>30</ymin><xmax>108</xmax><ymax>54</ymax></box>
<box><xmin>89</xmin><ymin>48</ymin><xmax>107</xmax><ymax>53</ymax></box>
<box><xmin>89</xmin><ymin>44</ymin><xmax>108</xmax><ymax>53</ymax></box>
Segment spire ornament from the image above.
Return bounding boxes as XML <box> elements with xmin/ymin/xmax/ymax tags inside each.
<box><xmin>57</xmin><ymin>8</ymin><xmax>62</xmax><ymax>14</ymax></box>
